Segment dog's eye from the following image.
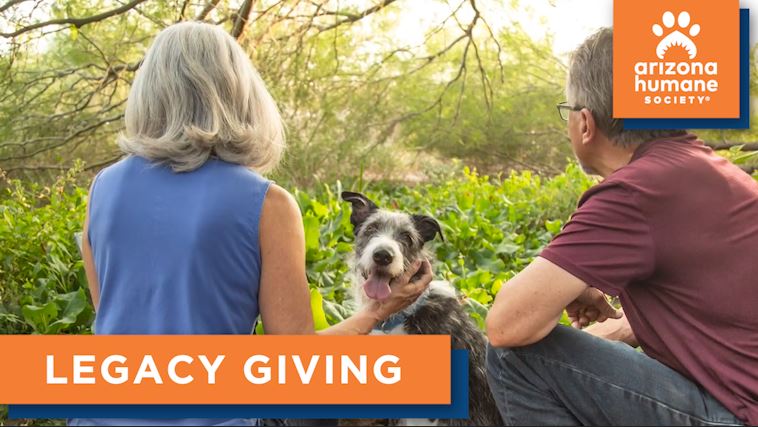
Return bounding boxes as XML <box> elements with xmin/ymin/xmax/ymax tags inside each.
<box><xmin>361</xmin><ymin>224</ymin><xmax>377</xmax><ymax>235</ymax></box>
<box><xmin>400</xmin><ymin>232</ymin><xmax>414</xmax><ymax>246</ymax></box>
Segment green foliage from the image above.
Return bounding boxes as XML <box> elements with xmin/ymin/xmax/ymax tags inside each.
<box><xmin>295</xmin><ymin>163</ymin><xmax>593</xmax><ymax>326</ymax></box>
<box><xmin>0</xmin><ymin>164</ymin><xmax>591</xmax><ymax>335</ymax></box>
<box><xmin>0</xmin><ymin>0</ymin><xmax>576</xmax><ymax>186</ymax></box>
<box><xmin>0</xmin><ymin>164</ymin><xmax>94</xmax><ymax>335</ymax></box>
<box><xmin>395</xmin><ymin>27</ymin><xmax>571</xmax><ymax>173</ymax></box>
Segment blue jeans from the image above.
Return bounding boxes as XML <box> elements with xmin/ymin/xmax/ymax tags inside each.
<box><xmin>486</xmin><ymin>325</ymin><xmax>744</xmax><ymax>426</ymax></box>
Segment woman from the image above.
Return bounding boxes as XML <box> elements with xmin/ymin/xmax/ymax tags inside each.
<box><xmin>72</xmin><ymin>22</ymin><xmax>431</xmax><ymax>427</ymax></box>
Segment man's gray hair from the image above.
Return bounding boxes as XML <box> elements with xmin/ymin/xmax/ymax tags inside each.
<box><xmin>119</xmin><ymin>21</ymin><xmax>285</xmax><ymax>173</ymax></box>
<box><xmin>567</xmin><ymin>27</ymin><xmax>684</xmax><ymax>146</ymax></box>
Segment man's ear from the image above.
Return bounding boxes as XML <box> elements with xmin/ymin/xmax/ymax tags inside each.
<box><xmin>341</xmin><ymin>192</ymin><xmax>378</xmax><ymax>231</ymax></box>
<box><xmin>412</xmin><ymin>214</ymin><xmax>444</xmax><ymax>243</ymax></box>
<box><xmin>580</xmin><ymin>108</ymin><xmax>596</xmax><ymax>145</ymax></box>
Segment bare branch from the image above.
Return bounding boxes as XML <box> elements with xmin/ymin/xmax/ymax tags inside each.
<box><xmin>0</xmin><ymin>0</ymin><xmax>29</xmax><ymax>14</ymax></box>
<box><xmin>705</xmin><ymin>141</ymin><xmax>758</xmax><ymax>151</ymax></box>
<box><xmin>1</xmin><ymin>0</ymin><xmax>149</xmax><ymax>38</ymax></box>
<box><xmin>196</xmin><ymin>0</ymin><xmax>221</xmax><ymax>21</ymax></box>
<box><xmin>85</xmin><ymin>157</ymin><xmax>122</xmax><ymax>171</ymax></box>
<box><xmin>0</xmin><ymin>114</ymin><xmax>123</xmax><ymax>162</ymax></box>
<box><xmin>178</xmin><ymin>0</ymin><xmax>190</xmax><ymax>21</ymax></box>
<box><xmin>315</xmin><ymin>0</ymin><xmax>398</xmax><ymax>33</ymax></box>
<box><xmin>231</xmin><ymin>0</ymin><xmax>255</xmax><ymax>39</ymax></box>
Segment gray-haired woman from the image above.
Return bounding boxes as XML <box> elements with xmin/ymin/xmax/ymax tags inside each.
<box><xmin>71</xmin><ymin>21</ymin><xmax>431</xmax><ymax>427</ymax></box>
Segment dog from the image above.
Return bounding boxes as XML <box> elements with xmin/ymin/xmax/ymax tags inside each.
<box><xmin>342</xmin><ymin>191</ymin><xmax>503</xmax><ymax>427</ymax></box>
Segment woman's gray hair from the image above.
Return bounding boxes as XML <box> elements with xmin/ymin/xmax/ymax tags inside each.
<box><xmin>118</xmin><ymin>21</ymin><xmax>285</xmax><ymax>173</ymax></box>
<box><xmin>567</xmin><ymin>27</ymin><xmax>684</xmax><ymax>146</ymax></box>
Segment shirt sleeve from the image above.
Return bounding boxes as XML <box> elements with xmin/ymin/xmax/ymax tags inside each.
<box><xmin>539</xmin><ymin>183</ymin><xmax>655</xmax><ymax>296</ymax></box>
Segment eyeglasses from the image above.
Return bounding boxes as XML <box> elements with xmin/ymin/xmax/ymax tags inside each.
<box><xmin>557</xmin><ymin>102</ymin><xmax>585</xmax><ymax>121</ymax></box>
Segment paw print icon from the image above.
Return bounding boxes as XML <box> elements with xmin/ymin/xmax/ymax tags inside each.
<box><xmin>653</xmin><ymin>11</ymin><xmax>701</xmax><ymax>59</ymax></box>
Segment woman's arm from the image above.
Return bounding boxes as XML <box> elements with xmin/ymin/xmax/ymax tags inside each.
<box><xmin>82</xmin><ymin>185</ymin><xmax>101</xmax><ymax>312</ymax></box>
<box><xmin>258</xmin><ymin>184</ymin><xmax>315</xmax><ymax>335</ymax></box>
<box><xmin>258</xmin><ymin>185</ymin><xmax>432</xmax><ymax>336</ymax></box>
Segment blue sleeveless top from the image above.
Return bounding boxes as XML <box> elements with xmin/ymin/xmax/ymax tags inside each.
<box><xmin>70</xmin><ymin>155</ymin><xmax>269</xmax><ymax>426</ymax></box>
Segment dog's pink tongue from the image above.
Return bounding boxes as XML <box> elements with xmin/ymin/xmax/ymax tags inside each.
<box><xmin>363</xmin><ymin>273</ymin><xmax>392</xmax><ymax>301</ymax></box>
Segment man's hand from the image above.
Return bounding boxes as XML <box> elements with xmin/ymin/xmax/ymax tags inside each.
<box><xmin>585</xmin><ymin>310</ymin><xmax>639</xmax><ymax>347</ymax></box>
<box><xmin>565</xmin><ymin>287</ymin><xmax>622</xmax><ymax>329</ymax></box>
<box><xmin>363</xmin><ymin>259</ymin><xmax>433</xmax><ymax>321</ymax></box>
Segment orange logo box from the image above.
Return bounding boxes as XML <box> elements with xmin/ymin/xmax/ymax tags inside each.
<box><xmin>0</xmin><ymin>335</ymin><xmax>451</xmax><ymax>405</ymax></box>
<box><xmin>613</xmin><ymin>0</ymin><xmax>740</xmax><ymax>119</ymax></box>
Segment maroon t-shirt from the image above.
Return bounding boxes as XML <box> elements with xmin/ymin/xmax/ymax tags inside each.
<box><xmin>540</xmin><ymin>134</ymin><xmax>758</xmax><ymax>424</ymax></box>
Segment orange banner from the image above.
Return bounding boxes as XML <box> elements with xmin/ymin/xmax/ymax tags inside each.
<box><xmin>0</xmin><ymin>335</ymin><xmax>451</xmax><ymax>405</ymax></box>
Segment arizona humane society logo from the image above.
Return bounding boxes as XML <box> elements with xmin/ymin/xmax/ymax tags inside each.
<box><xmin>635</xmin><ymin>10</ymin><xmax>715</xmax><ymax>106</ymax></box>
<box><xmin>613</xmin><ymin>0</ymin><xmax>740</xmax><ymax>119</ymax></box>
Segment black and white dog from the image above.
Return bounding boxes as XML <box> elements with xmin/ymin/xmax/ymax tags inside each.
<box><xmin>342</xmin><ymin>192</ymin><xmax>503</xmax><ymax>427</ymax></box>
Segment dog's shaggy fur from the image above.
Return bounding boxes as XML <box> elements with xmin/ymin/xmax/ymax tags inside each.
<box><xmin>342</xmin><ymin>192</ymin><xmax>503</xmax><ymax>427</ymax></box>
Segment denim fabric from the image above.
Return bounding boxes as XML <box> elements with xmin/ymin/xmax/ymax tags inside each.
<box><xmin>486</xmin><ymin>326</ymin><xmax>744</xmax><ymax>426</ymax></box>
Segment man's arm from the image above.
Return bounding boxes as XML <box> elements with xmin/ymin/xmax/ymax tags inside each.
<box><xmin>486</xmin><ymin>257</ymin><xmax>620</xmax><ymax>348</ymax></box>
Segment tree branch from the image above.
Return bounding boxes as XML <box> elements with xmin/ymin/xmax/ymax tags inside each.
<box><xmin>1</xmin><ymin>0</ymin><xmax>149</xmax><ymax>38</ymax></box>
<box><xmin>178</xmin><ymin>0</ymin><xmax>190</xmax><ymax>21</ymax></box>
<box><xmin>231</xmin><ymin>0</ymin><xmax>255</xmax><ymax>39</ymax></box>
<box><xmin>0</xmin><ymin>114</ymin><xmax>123</xmax><ymax>162</ymax></box>
<box><xmin>0</xmin><ymin>0</ymin><xmax>29</xmax><ymax>14</ymax></box>
<box><xmin>196</xmin><ymin>0</ymin><xmax>221</xmax><ymax>21</ymax></box>
<box><xmin>316</xmin><ymin>0</ymin><xmax>398</xmax><ymax>33</ymax></box>
<box><xmin>704</xmin><ymin>141</ymin><xmax>758</xmax><ymax>151</ymax></box>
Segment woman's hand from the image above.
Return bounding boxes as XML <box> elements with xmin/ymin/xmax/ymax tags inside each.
<box><xmin>363</xmin><ymin>259</ymin><xmax>434</xmax><ymax>321</ymax></box>
<box><xmin>319</xmin><ymin>259</ymin><xmax>433</xmax><ymax>336</ymax></box>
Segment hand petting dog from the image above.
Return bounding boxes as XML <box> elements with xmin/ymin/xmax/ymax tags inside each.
<box><xmin>365</xmin><ymin>258</ymin><xmax>433</xmax><ymax>321</ymax></box>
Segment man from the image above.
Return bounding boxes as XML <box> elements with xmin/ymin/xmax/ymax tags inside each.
<box><xmin>485</xmin><ymin>27</ymin><xmax>757</xmax><ymax>426</ymax></box>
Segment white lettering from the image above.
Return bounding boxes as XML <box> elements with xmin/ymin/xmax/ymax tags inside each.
<box><xmin>198</xmin><ymin>355</ymin><xmax>225</xmax><ymax>385</ymax></box>
<box><xmin>373</xmin><ymin>355</ymin><xmax>401</xmax><ymax>385</ymax></box>
<box><xmin>46</xmin><ymin>355</ymin><xmax>67</xmax><ymax>384</ymax></box>
<box><xmin>168</xmin><ymin>355</ymin><xmax>194</xmax><ymax>385</ymax></box>
<box><xmin>101</xmin><ymin>355</ymin><xmax>128</xmax><ymax>385</ymax></box>
<box><xmin>133</xmin><ymin>355</ymin><xmax>163</xmax><ymax>384</ymax></box>
<box><xmin>244</xmin><ymin>355</ymin><xmax>271</xmax><ymax>384</ymax></box>
<box><xmin>341</xmin><ymin>355</ymin><xmax>367</xmax><ymax>384</ymax></box>
<box><xmin>292</xmin><ymin>355</ymin><xmax>320</xmax><ymax>385</ymax></box>
<box><xmin>73</xmin><ymin>355</ymin><xmax>96</xmax><ymax>385</ymax></box>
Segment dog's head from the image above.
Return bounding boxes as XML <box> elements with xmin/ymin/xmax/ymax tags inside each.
<box><xmin>341</xmin><ymin>191</ymin><xmax>443</xmax><ymax>301</ymax></box>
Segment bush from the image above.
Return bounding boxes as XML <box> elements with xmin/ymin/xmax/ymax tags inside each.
<box><xmin>0</xmin><ymin>164</ymin><xmax>93</xmax><ymax>335</ymax></box>
<box><xmin>0</xmin><ymin>163</ymin><xmax>592</xmax><ymax>425</ymax></box>
<box><xmin>0</xmin><ymin>164</ymin><xmax>593</xmax><ymax>336</ymax></box>
<box><xmin>297</xmin><ymin>164</ymin><xmax>593</xmax><ymax>328</ymax></box>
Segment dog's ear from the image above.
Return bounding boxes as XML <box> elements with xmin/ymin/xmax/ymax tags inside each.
<box><xmin>341</xmin><ymin>191</ymin><xmax>378</xmax><ymax>230</ymax></box>
<box><xmin>412</xmin><ymin>214</ymin><xmax>444</xmax><ymax>242</ymax></box>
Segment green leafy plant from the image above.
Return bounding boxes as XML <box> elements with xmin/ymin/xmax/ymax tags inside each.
<box><xmin>1</xmin><ymin>164</ymin><xmax>592</xmax><ymax>335</ymax></box>
<box><xmin>0</xmin><ymin>164</ymin><xmax>592</xmax><ymax>426</ymax></box>
<box><xmin>0</xmin><ymin>164</ymin><xmax>94</xmax><ymax>335</ymax></box>
<box><xmin>294</xmin><ymin>164</ymin><xmax>594</xmax><ymax>325</ymax></box>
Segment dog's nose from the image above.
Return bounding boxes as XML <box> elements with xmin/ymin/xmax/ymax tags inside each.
<box><xmin>373</xmin><ymin>249</ymin><xmax>393</xmax><ymax>266</ymax></box>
